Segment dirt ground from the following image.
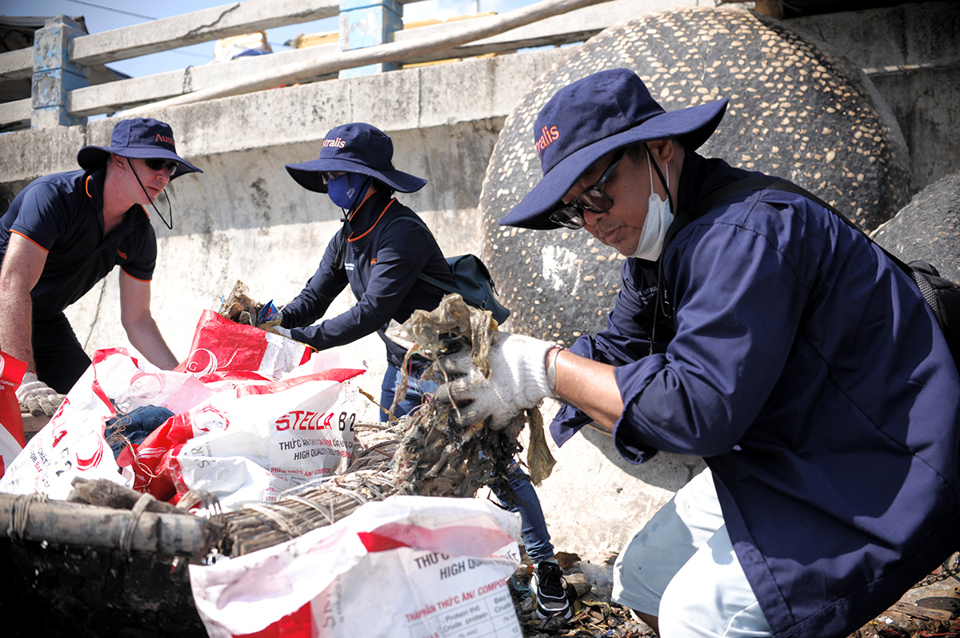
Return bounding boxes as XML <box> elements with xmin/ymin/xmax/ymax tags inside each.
<box><xmin>509</xmin><ymin>551</ymin><xmax>960</xmax><ymax>638</ymax></box>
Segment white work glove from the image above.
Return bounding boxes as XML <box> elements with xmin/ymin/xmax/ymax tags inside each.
<box><xmin>435</xmin><ymin>332</ymin><xmax>557</xmax><ymax>430</ymax></box>
<box><xmin>16</xmin><ymin>372</ymin><xmax>66</xmax><ymax>417</ymax></box>
<box><xmin>271</xmin><ymin>326</ymin><xmax>292</xmax><ymax>338</ymax></box>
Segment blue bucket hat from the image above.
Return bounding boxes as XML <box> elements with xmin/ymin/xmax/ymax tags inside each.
<box><xmin>77</xmin><ymin>117</ymin><xmax>202</xmax><ymax>179</ymax></box>
<box><xmin>285</xmin><ymin>122</ymin><xmax>426</xmax><ymax>194</ymax></box>
<box><xmin>499</xmin><ymin>68</ymin><xmax>729</xmax><ymax>229</ymax></box>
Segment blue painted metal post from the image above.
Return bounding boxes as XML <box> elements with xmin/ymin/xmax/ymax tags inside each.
<box><xmin>338</xmin><ymin>0</ymin><xmax>403</xmax><ymax>78</ymax></box>
<box><xmin>32</xmin><ymin>15</ymin><xmax>89</xmax><ymax>129</ymax></box>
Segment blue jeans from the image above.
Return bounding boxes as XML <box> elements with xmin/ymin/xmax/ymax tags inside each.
<box><xmin>380</xmin><ymin>363</ymin><xmax>437</xmax><ymax>422</ymax></box>
<box><xmin>383</xmin><ymin>362</ymin><xmax>555</xmax><ymax>562</ymax></box>
<box><xmin>492</xmin><ymin>460</ymin><xmax>555</xmax><ymax>563</ymax></box>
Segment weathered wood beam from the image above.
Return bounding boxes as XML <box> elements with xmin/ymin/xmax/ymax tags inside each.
<box><xmin>67</xmin><ymin>42</ymin><xmax>341</xmax><ymax>116</ymax></box>
<box><xmin>0</xmin><ymin>492</ymin><xmax>219</xmax><ymax>557</ymax></box>
<box><xmin>123</xmin><ymin>0</ymin><xmax>613</xmax><ymax>114</ymax></box>
<box><xmin>70</xmin><ymin>0</ymin><xmax>340</xmax><ymax>67</ymax></box>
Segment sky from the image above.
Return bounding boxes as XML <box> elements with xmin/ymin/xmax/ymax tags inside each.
<box><xmin>3</xmin><ymin>0</ymin><xmax>534</xmax><ymax>79</ymax></box>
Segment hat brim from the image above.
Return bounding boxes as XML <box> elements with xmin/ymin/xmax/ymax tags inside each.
<box><xmin>284</xmin><ymin>158</ymin><xmax>426</xmax><ymax>194</ymax></box>
<box><xmin>499</xmin><ymin>98</ymin><xmax>729</xmax><ymax>230</ymax></box>
<box><xmin>77</xmin><ymin>145</ymin><xmax>203</xmax><ymax>179</ymax></box>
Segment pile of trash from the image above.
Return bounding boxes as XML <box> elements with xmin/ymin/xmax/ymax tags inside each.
<box><xmin>0</xmin><ymin>286</ymin><xmax>549</xmax><ymax>637</ymax></box>
<box><xmin>506</xmin><ymin>551</ymin><xmax>655</xmax><ymax>638</ymax></box>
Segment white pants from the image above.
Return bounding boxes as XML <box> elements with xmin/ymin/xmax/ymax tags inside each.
<box><xmin>612</xmin><ymin>469</ymin><xmax>772</xmax><ymax>638</ymax></box>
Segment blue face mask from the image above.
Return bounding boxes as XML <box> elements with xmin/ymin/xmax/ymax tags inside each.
<box><xmin>327</xmin><ymin>173</ymin><xmax>371</xmax><ymax>210</ymax></box>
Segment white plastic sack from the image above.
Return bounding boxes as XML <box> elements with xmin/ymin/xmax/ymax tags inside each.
<box><xmin>170</xmin><ymin>368</ymin><xmax>365</xmax><ymax>509</ymax></box>
<box><xmin>0</xmin><ymin>348</ymin><xmax>214</xmax><ymax>498</ymax></box>
<box><xmin>191</xmin><ymin>495</ymin><xmax>523</xmax><ymax>638</ymax></box>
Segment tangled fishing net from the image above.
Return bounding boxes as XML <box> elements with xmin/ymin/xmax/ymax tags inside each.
<box><xmin>203</xmin><ymin>292</ymin><xmax>556</xmax><ymax>554</ymax></box>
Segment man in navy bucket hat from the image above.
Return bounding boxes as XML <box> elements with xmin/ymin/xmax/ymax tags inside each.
<box><xmin>0</xmin><ymin>117</ymin><xmax>202</xmax><ymax>417</ymax></box>
<box><xmin>279</xmin><ymin>122</ymin><xmax>569</xmax><ymax>618</ymax></box>
<box><xmin>434</xmin><ymin>68</ymin><xmax>960</xmax><ymax>637</ymax></box>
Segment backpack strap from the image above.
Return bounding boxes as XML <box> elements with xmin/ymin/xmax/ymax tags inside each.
<box><xmin>380</xmin><ymin>213</ymin><xmax>459</xmax><ymax>295</ymax></box>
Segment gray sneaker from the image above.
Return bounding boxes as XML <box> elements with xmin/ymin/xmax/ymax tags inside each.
<box><xmin>530</xmin><ymin>561</ymin><xmax>571</xmax><ymax>619</ymax></box>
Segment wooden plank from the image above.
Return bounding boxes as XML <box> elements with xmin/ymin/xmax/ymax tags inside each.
<box><xmin>56</xmin><ymin>0</ymin><xmax>628</xmax><ymax>118</ymax></box>
<box><xmin>21</xmin><ymin>412</ymin><xmax>48</xmax><ymax>443</ymax></box>
<box><xmin>67</xmin><ymin>42</ymin><xmax>340</xmax><ymax>116</ymax></box>
<box><xmin>0</xmin><ymin>491</ymin><xmax>219</xmax><ymax>556</ymax></box>
<box><xmin>122</xmin><ymin>0</ymin><xmax>613</xmax><ymax>114</ymax></box>
<box><xmin>68</xmin><ymin>0</ymin><xmax>609</xmax><ymax>117</ymax></box>
<box><xmin>890</xmin><ymin>601</ymin><xmax>955</xmax><ymax>622</ymax></box>
<box><xmin>71</xmin><ymin>0</ymin><xmax>340</xmax><ymax>67</ymax></box>
<box><xmin>393</xmin><ymin>0</ymin><xmax>635</xmax><ymax>51</ymax></box>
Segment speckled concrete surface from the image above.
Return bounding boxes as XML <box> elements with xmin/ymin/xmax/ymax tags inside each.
<box><xmin>874</xmin><ymin>171</ymin><xmax>960</xmax><ymax>284</ymax></box>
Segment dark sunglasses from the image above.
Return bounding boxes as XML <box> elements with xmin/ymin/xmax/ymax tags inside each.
<box><xmin>144</xmin><ymin>158</ymin><xmax>179</xmax><ymax>177</ymax></box>
<box><xmin>549</xmin><ymin>148</ymin><xmax>625</xmax><ymax>229</ymax></box>
<box><xmin>320</xmin><ymin>171</ymin><xmax>346</xmax><ymax>186</ymax></box>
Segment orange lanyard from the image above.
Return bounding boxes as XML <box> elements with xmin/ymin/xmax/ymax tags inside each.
<box><xmin>348</xmin><ymin>198</ymin><xmax>396</xmax><ymax>243</ymax></box>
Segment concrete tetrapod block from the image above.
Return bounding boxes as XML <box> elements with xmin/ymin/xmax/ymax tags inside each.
<box><xmin>873</xmin><ymin>171</ymin><xmax>960</xmax><ymax>285</ymax></box>
<box><xmin>479</xmin><ymin>6</ymin><xmax>911</xmax><ymax>348</ymax></box>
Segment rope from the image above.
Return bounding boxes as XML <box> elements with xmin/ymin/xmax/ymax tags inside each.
<box><xmin>119</xmin><ymin>492</ymin><xmax>157</xmax><ymax>553</ymax></box>
<box><xmin>8</xmin><ymin>493</ymin><xmax>49</xmax><ymax>541</ymax></box>
<box><xmin>285</xmin><ymin>495</ymin><xmax>339</xmax><ymax>526</ymax></box>
<box><xmin>239</xmin><ymin>504</ymin><xmax>304</xmax><ymax>539</ymax></box>
<box><xmin>226</xmin><ymin>471</ymin><xmax>402</xmax><ymax>541</ymax></box>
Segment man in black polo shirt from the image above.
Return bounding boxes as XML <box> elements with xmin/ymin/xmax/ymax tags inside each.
<box><xmin>0</xmin><ymin>118</ymin><xmax>202</xmax><ymax>416</ymax></box>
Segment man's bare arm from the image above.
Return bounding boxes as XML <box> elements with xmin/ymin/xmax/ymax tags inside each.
<box><xmin>551</xmin><ymin>348</ymin><xmax>624</xmax><ymax>433</ymax></box>
<box><xmin>118</xmin><ymin>270</ymin><xmax>178</xmax><ymax>370</ymax></box>
<box><xmin>0</xmin><ymin>234</ymin><xmax>47</xmax><ymax>371</ymax></box>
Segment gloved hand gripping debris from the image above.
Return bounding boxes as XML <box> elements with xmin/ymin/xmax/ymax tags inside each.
<box><xmin>389</xmin><ymin>295</ymin><xmax>557</xmax><ymax>495</ymax></box>
<box><xmin>17</xmin><ymin>371</ymin><xmax>66</xmax><ymax>417</ymax></box>
<box><xmin>435</xmin><ymin>332</ymin><xmax>557</xmax><ymax>430</ymax></box>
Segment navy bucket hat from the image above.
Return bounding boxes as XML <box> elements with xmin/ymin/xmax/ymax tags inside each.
<box><xmin>285</xmin><ymin>123</ymin><xmax>427</xmax><ymax>194</ymax></box>
<box><xmin>77</xmin><ymin>117</ymin><xmax>202</xmax><ymax>179</ymax></box>
<box><xmin>499</xmin><ymin>68</ymin><xmax>729</xmax><ymax>229</ymax></box>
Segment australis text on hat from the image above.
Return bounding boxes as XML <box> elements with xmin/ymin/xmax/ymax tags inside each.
<box><xmin>535</xmin><ymin>125</ymin><xmax>560</xmax><ymax>157</ymax></box>
<box><xmin>323</xmin><ymin>137</ymin><xmax>347</xmax><ymax>149</ymax></box>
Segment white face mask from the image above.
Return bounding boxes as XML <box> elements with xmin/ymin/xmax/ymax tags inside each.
<box><xmin>629</xmin><ymin>155</ymin><xmax>674</xmax><ymax>261</ymax></box>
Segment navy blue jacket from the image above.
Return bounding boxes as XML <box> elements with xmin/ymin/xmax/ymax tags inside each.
<box><xmin>551</xmin><ymin>152</ymin><xmax>960</xmax><ymax>637</ymax></box>
<box><xmin>282</xmin><ymin>189</ymin><xmax>453</xmax><ymax>369</ymax></box>
<box><xmin>0</xmin><ymin>168</ymin><xmax>156</xmax><ymax>319</ymax></box>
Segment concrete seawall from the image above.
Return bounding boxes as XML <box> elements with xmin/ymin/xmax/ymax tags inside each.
<box><xmin>1</xmin><ymin>1</ymin><xmax>957</xmax><ymax>558</ymax></box>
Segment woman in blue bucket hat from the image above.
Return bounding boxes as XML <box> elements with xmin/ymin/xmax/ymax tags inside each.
<box><xmin>279</xmin><ymin>123</ymin><xmax>569</xmax><ymax>618</ymax></box>
<box><xmin>434</xmin><ymin>68</ymin><xmax>960</xmax><ymax>637</ymax></box>
<box><xmin>279</xmin><ymin>122</ymin><xmax>454</xmax><ymax>418</ymax></box>
<box><xmin>1</xmin><ymin>117</ymin><xmax>202</xmax><ymax>417</ymax></box>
